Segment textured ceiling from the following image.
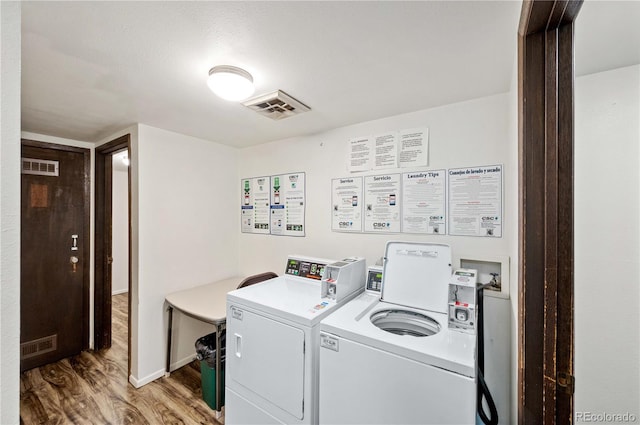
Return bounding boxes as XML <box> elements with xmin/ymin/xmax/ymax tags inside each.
<box><xmin>20</xmin><ymin>1</ymin><xmax>639</xmax><ymax>148</ymax></box>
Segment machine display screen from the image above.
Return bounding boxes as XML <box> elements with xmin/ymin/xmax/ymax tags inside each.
<box><xmin>455</xmin><ymin>271</ymin><xmax>475</xmax><ymax>277</ymax></box>
<box><xmin>286</xmin><ymin>259</ymin><xmax>327</xmax><ymax>280</ymax></box>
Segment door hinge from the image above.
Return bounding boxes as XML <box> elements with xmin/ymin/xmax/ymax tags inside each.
<box><xmin>107</xmin><ymin>256</ymin><xmax>114</xmax><ymax>265</ymax></box>
<box><xmin>557</xmin><ymin>372</ymin><xmax>575</xmax><ymax>394</ymax></box>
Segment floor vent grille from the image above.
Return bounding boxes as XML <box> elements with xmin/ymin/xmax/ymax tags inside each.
<box><xmin>243</xmin><ymin>90</ymin><xmax>310</xmax><ymax>120</ymax></box>
<box><xmin>22</xmin><ymin>158</ymin><xmax>59</xmax><ymax>176</ymax></box>
<box><xmin>21</xmin><ymin>335</ymin><xmax>57</xmax><ymax>360</ymax></box>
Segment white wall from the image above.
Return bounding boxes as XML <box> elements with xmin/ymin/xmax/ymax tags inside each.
<box><xmin>129</xmin><ymin>124</ymin><xmax>239</xmax><ymax>386</ymax></box>
<box><xmin>575</xmin><ymin>64</ymin><xmax>640</xmax><ymax>420</ymax></box>
<box><xmin>0</xmin><ymin>2</ymin><xmax>21</xmax><ymax>423</ymax></box>
<box><xmin>238</xmin><ymin>94</ymin><xmax>514</xmax><ymax>270</ymax></box>
<box><xmin>112</xmin><ymin>160</ymin><xmax>129</xmax><ymax>295</ymax></box>
<box><xmin>238</xmin><ymin>93</ymin><xmax>515</xmax><ymax>421</ymax></box>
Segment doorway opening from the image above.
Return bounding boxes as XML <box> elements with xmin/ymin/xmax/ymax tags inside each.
<box><xmin>94</xmin><ymin>135</ymin><xmax>131</xmax><ymax>377</ymax></box>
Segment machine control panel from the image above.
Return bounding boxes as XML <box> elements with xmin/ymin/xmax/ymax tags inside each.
<box><xmin>321</xmin><ymin>257</ymin><xmax>366</xmax><ymax>302</ymax></box>
<box><xmin>285</xmin><ymin>257</ymin><xmax>327</xmax><ymax>280</ymax></box>
<box><xmin>366</xmin><ymin>266</ymin><xmax>383</xmax><ymax>293</ymax></box>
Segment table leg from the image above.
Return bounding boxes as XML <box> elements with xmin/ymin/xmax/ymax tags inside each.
<box><xmin>215</xmin><ymin>324</ymin><xmax>222</xmax><ymax>411</ymax></box>
<box><xmin>166</xmin><ymin>306</ymin><xmax>173</xmax><ymax>375</ymax></box>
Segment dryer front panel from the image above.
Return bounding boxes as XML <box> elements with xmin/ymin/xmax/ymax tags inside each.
<box><xmin>228</xmin><ymin>305</ymin><xmax>305</xmax><ymax>419</ymax></box>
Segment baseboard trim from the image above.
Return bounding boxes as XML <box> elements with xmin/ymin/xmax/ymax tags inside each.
<box><xmin>112</xmin><ymin>288</ymin><xmax>129</xmax><ymax>296</ymax></box>
<box><xmin>128</xmin><ymin>354</ymin><xmax>196</xmax><ymax>388</ymax></box>
<box><xmin>171</xmin><ymin>354</ymin><xmax>197</xmax><ymax>371</ymax></box>
<box><xmin>129</xmin><ymin>370</ymin><xmax>164</xmax><ymax>388</ymax></box>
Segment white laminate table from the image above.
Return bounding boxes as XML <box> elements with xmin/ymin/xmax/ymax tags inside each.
<box><xmin>164</xmin><ymin>276</ymin><xmax>244</xmax><ymax>413</ymax></box>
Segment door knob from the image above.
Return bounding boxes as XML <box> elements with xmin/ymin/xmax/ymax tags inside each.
<box><xmin>70</xmin><ymin>256</ymin><xmax>79</xmax><ymax>273</ymax></box>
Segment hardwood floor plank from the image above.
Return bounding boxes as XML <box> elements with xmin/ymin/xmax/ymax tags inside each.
<box><xmin>40</xmin><ymin>361</ymin><xmax>112</xmax><ymax>424</ymax></box>
<box><xmin>108</xmin><ymin>395</ymin><xmax>151</xmax><ymax>425</ymax></box>
<box><xmin>20</xmin><ymin>380</ymin><xmax>68</xmax><ymax>425</ymax></box>
<box><xmin>21</xmin><ymin>293</ymin><xmax>223</xmax><ymax>425</ymax></box>
<box><xmin>19</xmin><ymin>388</ymin><xmax>49</xmax><ymax>424</ymax></box>
<box><xmin>146</xmin><ymin>379</ymin><xmax>214</xmax><ymax>425</ymax></box>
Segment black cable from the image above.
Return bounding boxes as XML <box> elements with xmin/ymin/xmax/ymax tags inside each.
<box><xmin>478</xmin><ymin>369</ymin><xmax>499</xmax><ymax>425</ymax></box>
<box><xmin>477</xmin><ymin>284</ymin><xmax>499</xmax><ymax>425</ymax></box>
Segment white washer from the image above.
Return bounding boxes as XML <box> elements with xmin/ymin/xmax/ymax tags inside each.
<box><xmin>319</xmin><ymin>242</ymin><xmax>477</xmax><ymax>425</ymax></box>
<box><xmin>225</xmin><ymin>256</ymin><xmax>364</xmax><ymax>425</ymax></box>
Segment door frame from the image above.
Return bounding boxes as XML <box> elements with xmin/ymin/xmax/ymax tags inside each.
<box><xmin>94</xmin><ymin>134</ymin><xmax>131</xmax><ymax>354</ymax></box>
<box><xmin>518</xmin><ymin>1</ymin><xmax>582</xmax><ymax>423</ymax></box>
<box><xmin>21</xmin><ymin>139</ymin><xmax>91</xmax><ymax>350</ymax></box>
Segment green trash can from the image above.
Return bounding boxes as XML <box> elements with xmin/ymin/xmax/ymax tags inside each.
<box><xmin>195</xmin><ymin>332</ymin><xmax>226</xmax><ymax>410</ymax></box>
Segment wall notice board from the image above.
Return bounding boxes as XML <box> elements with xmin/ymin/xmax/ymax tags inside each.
<box><xmin>331</xmin><ymin>164</ymin><xmax>502</xmax><ymax>237</ymax></box>
<box><xmin>241</xmin><ymin>172</ymin><xmax>306</xmax><ymax>237</ymax></box>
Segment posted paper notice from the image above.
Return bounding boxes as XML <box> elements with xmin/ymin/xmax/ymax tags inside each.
<box><xmin>448</xmin><ymin>165</ymin><xmax>502</xmax><ymax>237</ymax></box>
<box><xmin>331</xmin><ymin>177</ymin><xmax>363</xmax><ymax>232</ymax></box>
<box><xmin>373</xmin><ymin>132</ymin><xmax>398</xmax><ymax>170</ymax></box>
<box><xmin>241</xmin><ymin>176</ymin><xmax>270</xmax><ymax>234</ymax></box>
<box><xmin>271</xmin><ymin>172</ymin><xmax>306</xmax><ymax>237</ymax></box>
<box><xmin>401</xmin><ymin>169</ymin><xmax>445</xmax><ymax>234</ymax></box>
<box><xmin>399</xmin><ymin>128</ymin><xmax>429</xmax><ymax>168</ymax></box>
<box><xmin>364</xmin><ymin>174</ymin><xmax>401</xmax><ymax>233</ymax></box>
<box><xmin>349</xmin><ymin>137</ymin><xmax>372</xmax><ymax>172</ymax></box>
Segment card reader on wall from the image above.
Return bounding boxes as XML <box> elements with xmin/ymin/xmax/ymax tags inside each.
<box><xmin>448</xmin><ymin>268</ymin><xmax>478</xmax><ymax>333</ymax></box>
<box><xmin>321</xmin><ymin>257</ymin><xmax>366</xmax><ymax>302</ymax></box>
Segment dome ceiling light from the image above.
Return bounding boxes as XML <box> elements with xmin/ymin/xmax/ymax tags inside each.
<box><xmin>207</xmin><ymin>65</ymin><xmax>255</xmax><ymax>102</ymax></box>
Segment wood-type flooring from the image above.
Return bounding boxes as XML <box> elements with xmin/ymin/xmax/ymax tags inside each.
<box><xmin>20</xmin><ymin>293</ymin><xmax>223</xmax><ymax>424</ymax></box>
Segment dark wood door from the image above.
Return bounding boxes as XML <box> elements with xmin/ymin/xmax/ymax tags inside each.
<box><xmin>20</xmin><ymin>143</ymin><xmax>90</xmax><ymax>371</ymax></box>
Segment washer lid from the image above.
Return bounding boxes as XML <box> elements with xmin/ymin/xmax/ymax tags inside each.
<box><xmin>381</xmin><ymin>242</ymin><xmax>451</xmax><ymax>313</ymax></box>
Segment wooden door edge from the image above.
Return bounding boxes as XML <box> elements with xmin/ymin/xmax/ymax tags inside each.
<box><xmin>94</xmin><ymin>134</ymin><xmax>130</xmax><ymax>354</ymax></box>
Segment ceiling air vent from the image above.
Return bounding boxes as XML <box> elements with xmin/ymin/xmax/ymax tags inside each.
<box><xmin>243</xmin><ymin>90</ymin><xmax>310</xmax><ymax>120</ymax></box>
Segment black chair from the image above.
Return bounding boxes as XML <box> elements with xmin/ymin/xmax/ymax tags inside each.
<box><xmin>237</xmin><ymin>271</ymin><xmax>278</xmax><ymax>289</ymax></box>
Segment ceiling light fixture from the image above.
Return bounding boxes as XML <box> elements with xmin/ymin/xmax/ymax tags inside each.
<box><xmin>207</xmin><ymin>65</ymin><xmax>255</xmax><ymax>102</ymax></box>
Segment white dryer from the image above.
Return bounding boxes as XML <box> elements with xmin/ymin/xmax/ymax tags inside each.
<box><xmin>225</xmin><ymin>255</ymin><xmax>365</xmax><ymax>425</ymax></box>
<box><xmin>319</xmin><ymin>242</ymin><xmax>477</xmax><ymax>425</ymax></box>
